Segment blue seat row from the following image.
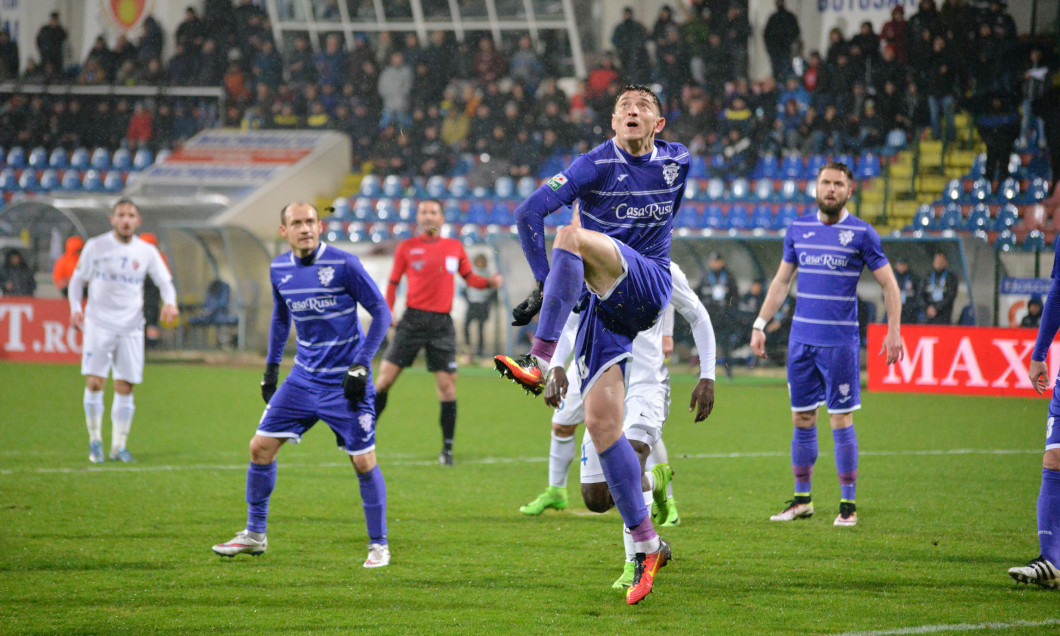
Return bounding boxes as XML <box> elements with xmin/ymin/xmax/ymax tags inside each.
<box><xmin>0</xmin><ymin>168</ymin><xmax>127</xmax><ymax>193</ymax></box>
<box><xmin>3</xmin><ymin>146</ymin><xmax>154</xmax><ymax>172</ymax></box>
<box><xmin>906</xmin><ymin>202</ymin><xmax>1021</xmax><ymax>233</ymax></box>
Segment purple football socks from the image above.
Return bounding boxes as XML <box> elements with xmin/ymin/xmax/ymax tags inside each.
<box><xmin>791</xmin><ymin>426</ymin><xmax>818</xmax><ymax>496</ymax></box>
<box><xmin>246</xmin><ymin>460</ymin><xmax>277</xmax><ymax>533</ymax></box>
<box><xmin>833</xmin><ymin>425</ymin><xmax>858</xmax><ymax>502</ymax></box>
<box><xmin>534</xmin><ymin>248</ymin><xmax>584</xmax><ymax>347</ymax></box>
<box><xmin>358</xmin><ymin>465</ymin><xmax>388</xmax><ymax>545</ymax></box>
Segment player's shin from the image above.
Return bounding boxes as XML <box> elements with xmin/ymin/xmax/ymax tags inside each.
<box><xmin>110</xmin><ymin>393</ymin><xmax>135</xmax><ymax>452</ymax></box>
<box><xmin>600</xmin><ymin>436</ymin><xmax>658</xmax><ymax>553</ymax></box>
<box><xmin>549</xmin><ymin>432</ymin><xmax>576</xmax><ymax>488</ymax></box>
<box><xmin>83</xmin><ymin>388</ymin><xmax>104</xmax><ymax>442</ymax></box>
<box><xmin>358</xmin><ymin>465</ymin><xmax>388</xmax><ymax>545</ymax></box>
<box><xmin>530</xmin><ymin>248</ymin><xmax>584</xmax><ymax>364</ymax></box>
<box><xmin>833</xmin><ymin>425</ymin><xmax>858</xmax><ymax>503</ymax></box>
<box><xmin>792</xmin><ymin>426</ymin><xmax>818</xmax><ymax>498</ymax></box>
<box><xmin>1039</xmin><ymin>468</ymin><xmax>1060</xmax><ymax>565</ymax></box>
<box><xmin>246</xmin><ymin>461</ymin><xmax>277</xmax><ymax>534</ymax></box>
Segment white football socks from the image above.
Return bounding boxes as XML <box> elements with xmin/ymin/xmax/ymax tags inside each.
<box><xmin>83</xmin><ymin>388</ymin><xmax>104</xmax><ymax>443</ymax></box>
<box><xmin>111</xmin><ymin>393</ymin><xmax>135</xmax><ymax>452</ymax></box>
<box><xmin>548</xmin><ymin>432</ymin><xmax>576</xmax><ymax>488</ymax></box>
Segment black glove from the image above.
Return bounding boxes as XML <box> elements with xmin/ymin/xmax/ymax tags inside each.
<box><xmin>342</xmin><ymin>363</ymin><xmax>369</xmax><ymax>404</ymax></box>
<box><xmin>261</xmin><ymin>363</ymin><xmax>279</xmax><ymax>404</ymax></box>
<box><xmin>511</xmin><ymin>281</ymin><xmax>544</xmax><ymax>326</ymax></box>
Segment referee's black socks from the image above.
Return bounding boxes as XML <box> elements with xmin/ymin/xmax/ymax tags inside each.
<box><xmin>441</xmin><ymin>400</ymin><xmax>456</xmax><ymax>450</ymax></box>
<box><xmin>375</xmin><ymin>391</ymin><xmax>389</xmax><ymax>418</ymax></box>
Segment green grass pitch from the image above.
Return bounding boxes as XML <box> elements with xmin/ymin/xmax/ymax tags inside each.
<box><xmin>1</xmin><ymin>361</ymin><xmax>1057</xmax><ymax>634</ymax></box>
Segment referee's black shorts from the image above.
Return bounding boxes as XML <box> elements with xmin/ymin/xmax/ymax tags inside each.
<box><xmin>383</xmin><ymin>308</ymin><xmax>458</xmax><ymax>372</ymax></box>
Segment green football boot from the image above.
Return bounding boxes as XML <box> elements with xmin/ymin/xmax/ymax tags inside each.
<box><xmin>662</xmin><ymin>497</ymin><xmax>680</xmax><ymax>526</ymax></box>
<box><xmin>649</xmin><ymin>464</ymin><xmax>673</xmax><ymax>524</ymax></box>
<box><xmin>612</xmin><ymin>561</ymin><xmax>636</xmax><ymax>589</ymax></box>
<box><xmin>519</xmin><ymin>485</ymin><xmax>568</xmax><ymax>515</ymax></box>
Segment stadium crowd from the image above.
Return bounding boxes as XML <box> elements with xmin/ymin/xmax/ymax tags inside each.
<box><xmin>0</xmin><ymin>0</ymin><xmax>1052</xmax><ymax>185</ymax></box>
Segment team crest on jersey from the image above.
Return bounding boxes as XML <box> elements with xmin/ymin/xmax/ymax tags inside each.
<box><xmin>132</xmin><ymin>260</ymin><xmax>140</xmax><ymax>270</ymax></box>
<box><xmin>838</xmin><ymin>230</ymin><xmax>854</xmax><ymax>246</ymax></box>
<box><xmin>359</xmin><ymin>413</ymin><xmax>373</xmax><ymax>433</ymax></box>
<box><xmin>838</xmin><ymin>383</ymin><xmax>850</xmax><ymax>397</ymax></box>
<box><xmin>317</xmin><ymin>266</ymin><xmax>335</xmax><ymax>286</ymax></box>
<box><xmin>547</xmin><ymin>173</ymin><xmax>568</xmax><ymax>191</ymax></box>
<box><xmin>662</xmin><ymin>162</ymin><xmax>679</xmax><ymax>186</ymax></box>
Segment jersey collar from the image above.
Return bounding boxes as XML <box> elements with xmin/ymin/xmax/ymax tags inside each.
<box><xmin>290</xmin><ymin>241</ymin><xmax>326</xmax><ymax>265</ymax></box>
<box><xmin>611</xmin><ymin>139</ymin><xmax>658</xmax><ymax>164</ymax></box>
<box><xmin>816</xmin><ymin>208</ymin><xmax>849</xmax><ymax>225</ymax></box>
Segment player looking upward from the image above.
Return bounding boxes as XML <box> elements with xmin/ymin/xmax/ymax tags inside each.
<box><xmin>212</xmin><ymin>202</ymin><xmax>393</xmax><ymax>568</ymax></box>
<box><xmin>495</xmin><ymin>84</ymin><xmax>698</xmax><ymax>605</ymax></box>
<box><xmin>751</xmin><ymin>163</ymin><xmax>903</xmax><ymax>527</ymax></box>
<box><xmin>374</xmin><ymin>199</ymin><xmax>503</xmax><ymax>465</ymax></box>
<box><xmin>68</xmin><ymin>198</ymin><xmax>178</xmax><ymax>463</ymax></box>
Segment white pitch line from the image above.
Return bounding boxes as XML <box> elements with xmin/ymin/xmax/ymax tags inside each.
<box><xmin>833</xmin><ymin>618</ymin><xmax>1060</xmax><ymax>636</ymax></box>
<box><xmin>0</xmin><ymin>448</ymin><xmax>1041</xmax><ymax>477</ymax></box>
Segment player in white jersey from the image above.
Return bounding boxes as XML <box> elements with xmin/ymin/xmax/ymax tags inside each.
<box><xmin>68</xmin><ymin>199</ymin><xmax>178</xmax><ymax>464</ymax></box>
<box><xmin>523</xmin><ymin>261</ymin><xmax>715</xmax><ymax>589</ymax></box>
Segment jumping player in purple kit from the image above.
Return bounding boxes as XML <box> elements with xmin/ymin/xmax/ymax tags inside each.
<box><xmin>751</xmin><ymin>162</ymin><xmax>903</xmax><ymax>527</ymax></box>
<box><xmin>494</xmin><ymin>84</ymin><xmax>690</xmax><ymax>605</ymax></box>
<box><xmin>212</xmin><ymin>202</ymin><xmax>393</xmax><ymax>569</ymax></box>
<box><xmin>1016</xmin><ymin>238</ymin><xmax>1060</xmax><ymax>588</ymax></box>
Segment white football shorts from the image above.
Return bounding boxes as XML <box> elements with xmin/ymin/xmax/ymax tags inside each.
<box><xmin>579</xmin><ymin>381</ymin><xmax>670</xmax><ymax>484</ymax></box>
<box><xmin>81</xmin><ymin>321</ymin><xmax>144</xmax><ymax>384</ymax></box>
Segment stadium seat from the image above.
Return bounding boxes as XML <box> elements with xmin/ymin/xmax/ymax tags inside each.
<box><xmin>708</xmin><ymin>153</ymin><xmax>725</xmax><ymax>176</ymax></box>
<box><xmin>674</xmin><ymin>204</ymin><xmax>699</xmax><ymax>228</ymax></box>
<box><xmin>702</xmin><ymin>204</ymin><xmax>724</xmax><ymax>229</ymax></box>
<box><xmin>778</xmin><ymin>179</ymin><xmax>800</xmax><ymax>201</ymax></box>
<box><xmin>18</xmin><ymin>169</ymin><xmax>39</xmax><ymax>191</ymax></box>
<box><xmin>448</xmin><ymin>176</ymin><xmax>468</xmax><ymax>198</ymax></box>
<box><xmin>726</xmin><ymin>204</ymin><xmax>750</xmax><ymax>229</ymax></box>
<box><xmin>804</xmin><ymin>180</ymin><xmax>817</xmax><ymax>200</ymax></box>
<box><xmin>751</xmin><ymin>204</ymin><xmax>774</xmax><ymax>228</ymax></box>
<box><xmin>102</xmin><ymin>170</ymin><xmax>124</xmax><ymax>192</ymax></box>
<box><xmin>965</xmin><ymin>203</ymin><xmax>990</xmax><ymax>231</ymax></box>
<box><xmin>382</xmin><ymin>175</ymin><xmax>403</xmax><ymax>198</ymax></box>
<box><xmin>391</xmin><ymin>222</ymin><xmax>413</xmax><ymax>240</ymax></box>
<box><xmin>493</xmin><ymin>176</ymin><xmax>514</xmax><ymax>199</ymax></box>
<box><xmin>689</xmin><ymin>154</ymin><xmax>708</xmax><ymax>179</ymax></box>
<box><xmin>516</xmin><ymin>176</ymin><xmax>537</xmax><ymax>199</ymax></box>
<box><xmin>465</xmin><ymin>202</ymin><xmax>488</xmax><ymax>225</ymax></box>
<box><xmin>942</xmin><ymin>179</ymin><xmax>962</xmax><ymax>203</ymax></box>
<box><xmin>6</xmin><ymin>146</ymin><xmax>25</xmax><ymax>169</ymax></box>
<box><xmin>459</xmin><ymin>223</ymin><xmax>483</xmax><ymax>245</ymax></box>
<box><xmin>994</xmin><ymin>203</ymin><xmax>1019</xmax><ymax>231</ymax></box>
<box><xmin>69</xmin><ymin>148</ymin><xmax>90</xmax><ymax>171</ymax></box>
<box><xmin>937</xmin><ymin>203</ymin><xmax>962</xmax><ymax>230</ymax></box>
<box><xmin>706</xmin><ymin>178</ymin><xmax>725</xmax><ymax>201</ymax></box>
<box><xmin>752</xmin><ymin>179</ymin><xmax>774</xmax><ymax>201</ymax></box>
<box><xmin>775</xmin><ymin>204</ymin><xmax>799</xmax><ymax>229</ymax></box>
<box><xmin>395</xmin><ymin>198</ymin><xmax>415</xmax><ymax>222</ymax></box>
<box><xmin>359</xmin><ymin>174</ymin><xmax>381</xmax><ymax>197</ymax></box>
<box><xmin>329</xmin><ymin>197</ymin><xmax>350</xmax><ymax>219</ymax></box>
<box><xmin>39</xmin><ymin>169</ymin><xmax>59</xmax><ymax>191</ymax></box>
<box><xmin>443</xmin><ymin>199</ymin><xmax>463</xmax><ymax>221</ymax></box>
<box><xmin>994</xmin><ymin>229</ymin><xmax>1016</xmax><ymax>251</ymax></box>
<box><xmin>855</xmin><ymin>153</ymin><xmax>881</xmax><ymax>179</ymax></box>
<box><xmin>909</xmin><ymin>204</ymin><xmax>933</xmax><ymax>231</ymax></box>
<box><xmin>1021</xmin><ymin>230</ymin><xmax>1047</xmax><ymax>252</ymax></box>
<box><xmin>1007</xmin><ymin>153</ymin><xmax>1022</xmax><ymax>178</ymax></box>
<box><xmin>345</xmin><ymin>222</ymin><xmax>365</xmax><ymax>242</ymax></box>
<box><xmin>425</xmin><ymin>175</ymin><xmax>447</xmax><ymax>198</ymax></box>
<box><xmin>90</xmin><ymin>147</ymin><xmax>111</xmax><ymax>170</ymax></box>
<box><xmin>751</xmin><ymin>154</ymin><xmax>779</xmax><ymax>180</ymax></box>
<box><xmin>470</xmin><ymin>185</ymin><xmax>489</xmax><ymax>199</ymax></box>
<box><xmin>780</xmin><ymin>155</ymin><xmax>803</xmax><ymax>179</ymax></box>
<box><xmin>49</xmin><ymin>148</ymin><xmax>68</xmax><ymax>169</ymax></box>
<box><xmin>803</xmin><ymin>155</ymin><xmax>827</xmax><ymax>180</ymax></box>
<box><xmin>367</xmin><ymin>222</ymin><xmax>390</xmax><ymax>243</ymax></box>
<box><xmin>132</xmin><ymin>148</ymin><xmax>153</xmax><ymax>170</ymax></box>
<box><xmin>833</xmin><ymin>154</ymin><xmax>854</xmax><ymax>169</ymax></box>
<box><xmin>489</xmin><ymin>202</ymin><xmax>513</xmax><ymax>225</ymax></box>
<box><xmin>351</xmin><ymin>197</ymin><xmax>372</xmax><ymax>221</ymax></box>
<box><xmin>729</xmin><ymin>178</ymin><xmax>750</xmax><ymax>201</ymax></box>
<box><xmin>111</xmin><ymin>148</ymin><xmax>132</xmax><ymax>171</ymax></box>
<box><xmin>59</xmin><ymin>170</ymin><xmax>81</xmax><ymax>191</ymax></box>
<box><xmin>967</xmin><ymin>153</ymin><xmax>986</xmax><ymax>179</ymax></box>
<box><xmin>970</xmin><ymin>179</ymin><xmax>991</xmax><ymax>202</ymax></box>
<box><xmin>0</xmin><ymin>168</ymin><xmax>16</xmax><ymax>190</ymax></box>
<box><xmin>684</xmin><ymin>179</ymin><xmax>700</xmax><ymax>201</ymax></box>
<box><xmin>27</xmin><ymin>147</ymin><xmax>48</xmax><ymax>169</ymax></box>
<box><xmin>375</xmin><ymin>198</ymin><xmax>395</xmax><ymax>220</ymax></box>
<box><xmin>1023</xmin><ymin>177</ymin><xmax>1050</xmax><ymax>203</ymax></box>
<box><xmin>997</xmin><ymin>177</ymin><xmax>1019</xmax><ymax>203</ymax></box>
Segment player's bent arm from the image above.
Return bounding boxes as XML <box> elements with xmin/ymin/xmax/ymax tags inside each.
<box><xmin>670</xmin><ymin>265</ymin><xmax>717</xmax><ymax>381</ymax></box>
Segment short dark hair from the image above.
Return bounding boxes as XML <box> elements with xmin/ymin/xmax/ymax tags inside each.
<box><xmin>113</xmin><ymin>197</ymin><xmax>139</xmax><ymax>213</ymax></box>
<box><xmin>817</xmin><ymin>161</ymin><xmax>853</xmax><ymax>181</ymax></box>
<box><xmin>614</xmin><ymin>84</ymin><xmax>663</xmax><ymax>116</ymax></box>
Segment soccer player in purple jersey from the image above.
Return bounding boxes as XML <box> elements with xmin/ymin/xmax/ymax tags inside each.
<box><xmin>494</xmin><ymin>84</ymin><xmax>706</xmax><ymax>605</ymax></box>
<box><xmin>212</xmin><ymin>202</ymin><xmax>393</xmax><ymax>568</ymax></box>
<box><xmin>750</xmin><ymin>163</ymin><xmax>903</xmax><ymax>527</ymax></box>
<box><xmin>1015</xmin><ymin>241</ymin><xmax>1060</xmax><ymax>588</ymax></box>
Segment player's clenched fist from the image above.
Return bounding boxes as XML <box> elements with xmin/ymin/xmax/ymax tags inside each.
<box><xmin>261</xmin><ymin>363</ymin><xmax>279</xmax><ymax>404</ymax></box>
<box><xmin>512</xmin><ymin>281</ymin><xmax>544</xmax><ymax>326</ymax></box>
<box><xmin>343</xmin><ymin>364</ymin><xmax>369</xmax><ymax>404</ymax></box>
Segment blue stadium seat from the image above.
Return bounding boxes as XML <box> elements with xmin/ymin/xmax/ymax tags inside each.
<box><xmin>459</xmin><ymin>223</ymin><xmax>483</xmax><ymax>245</ymax></box>
<box><xmin>751</xmin><ymin>204</ymin><xmax>774</xmax><ymax>228</ymax></box>
<box><xmin>1022</xmin><ymin>177</ymin><xmax>1050</xmax><ymax>203</ymax></box>
<box><xmin>112</xmin><ymin>148</ymin><xmax>132</xmax><ymax>170</ymax></box>
<box><xmin>90</xmin><ymin>147</ymin><xmax>111</xmax><ymax>171</ymax></box>
<box><xmin>367</xmin><ymin>222</ymin><xmax>390</xmax><ymax>243</ymax></box>
<box><xmin>323</xmin><ymin>220</ymin><xmax>345</xmax><ymax>242</ymax></box>
<box><xmin>1022</xmin><ymin>230</ymin><xmax>1047</xmax><ymax>252</ymax></box>
<box><xmin>470</xmin><ymin>185</ymin><xmax>489</xmax><ymax>199</ymax></box>
<box><xmin>537</xmin><ymin>154</ymin><xmax>566</xmax><ymax>179</ymax></box>
<box><xmin>443</xmin><ymin>199</ymin><xmax>463</xmax><ymax>222</ymax></box>
<box><xmin>465</xmin><ymin>202</ymin><xmax>488</xmax><ymax>225</ymax></box>
<box><xmin>804</xmin><ymin>179</ymin><xmax>817</xmax><ymax>201</ymax></box>
<box><xmin>49</xmin><ymin>148</ymin><xmax>68</xmax><ymax>169</ymax></box>
<box><xmin>395</xmin><ymin>198</ymin><xmax>415</xmax><ymax>222</ymax></box>
<box><xmin>425</xmin><ymin>175</ymin><xmax>447</xmax><ymax>198</ymax></box>
<box><xmin>374</xmin><ymin>198</ymin><xmax>395</xmax><ymax>220</ymax></box>
<box><xmin>994</xmin><ymin>229</ymin><xmax>1016</xmax><ymax>251</ymax></box>
<box><xmin>489</xmin><ymin>202</ymin><xmax>513</xmax><ymax>225</ymax></box>
<box><xmin>775</xmin><ymin>204</ymin><xmax>799</xmax><ymax>229</ymax></box>
<box><xmin>965</xmin><ymin>203</ymin><xmax>991</xmax><ymax>231</ymax></box>
<box><xmin>391</xmin><ymin>222</ymin><xmax>413</xmax><ymax>240</ymax></box>
<box><xmin>726</xmin><ymin>204</ymin><xmax>750</xmax><ymax>229</ymax></box>
<box><xmin>382</xmin><ymin>175</ymin><xmax>403</xmax><ymax>198</ymax></box>
<box><xmin>516</xmin><ymin>176</ymin><xmax>537</xmax><ymax>199</ymax></box>
<box><xmin>752</xmin><ymin>179</ymin><xmax>774</xmax><ymax>201</ymax></box>
<box><xmin>329</xmin><ymin>197</ymin><xmax>350</xmax><ymax>219</ymax></box>
<box><xmin>359</xmin><ymin>174</ymin><xmax>381</xmax><ymax>197</ymax></box>
<box><xmin>708</xmin><ymin>153</ymin><xmax>725</xmax><ymax>176</ymax></box>
<box><xmin>69</xmin><ymin>148</ymin><xmax>90</xmax><ymax>171</ymax></box>
<box><xmin>833</xmin><ymin>154</ymin><xmax>854</xmax><ymax>169</ymax></box>
<box><xmin>493</xmin><ymin>176</ymin><xmax>514</xmax><ymax>199</ymax></box>
<box><xmin>18</xmin><ymin>169</ymin><xmax>39</xmax><ymax>191</ymax></box>
<box><xmin>60</xmin><ymin>170</ymin><xmax>81</xmax><ymax>191</ymax></box>
<box><xmin>27</xmin><ymin>147</ymin><xmax>48</xmax><ymax>169</ymax></box>
<box><xmin>1007</xmin><ymin>153</ymin><xmax>1022</xmax><ymax>178</ymax></box>
<box><xmin>751</xmin><ymin>154</ymin><xmax>779</xmax><ymax>180</ymax></box>
<box><xmin>937</xmin><ymin>203</ymin><xmax>962</xmax><ymax>230</ymax></box>
<box><xmin>729</xmin><ymin>178</ymin><xmax>750</xmax><ymax>201</ymax></box>
<box><xmin>780</xmin><ymin>155</ymin><xmax>803</xmax><ymax>179</ymax></box>
<box><xmin>942</xmin><ymin>179</ymin><xmax>962</xmax><ymax>202</ymax></box>
<box><xmin>0</xmin><ymin>168</ymin><xmax>16</xmax><ymax>190</ymax></box>
<box><xmin>689</xmin><ymin>155</ymin><xmax>708</xmax><ymax>179</ymax></box>
<box><xmin>705</xmin><ymin>178</ymin><xmax>725</xmax><ymax>201</ymax></box>
<box><xmin>803</xmin><ymin>155</ymin><xmax>827</xmax><ymax>180</ymax></box>
<box><xmin>684</xmin><ymin>179</ymin><xmax>700</xmax><ymax>201</ymax></box>
<box><xmin>132</xmin><ymin>148</ymin><xmax>153</xmax><ymax>170</ymax></box>
<box><xmin>997</xmin><ymin>177</ymin><xmax>1019</xmax><ymax>203</ymax></box>
<box><xmin>970</xmin><ymin>178</ymin><xmax>991</xmax><ymax>202</ymax></box>
<box><xmin>346</xmin><ymin>222</ymin><xmax>366</xmax><ymax>243</ymax></box>
<box><xmin>909</xmin><ymin>204</ymin><xmax>933</xmax><ymax>231</ymax></box>
<box><xmin>448</xmin><ymin>176</ymin><xmax>468</xmax><ymax>198</ymax></box>
<box><xmin>351</xmin><ymin>197</ymin><xmax>372</xmax><ymax>221</ymax></box>
<box><xmin>39</xmin><ymin>169</ymin><xmax>59</xmax><ymax>191</ymax></box>
<box><xmin>994</xmin><ymin>203</ymin><xmax>1019</xmax><ymax>231</ymax></box>
<box><xmin>967</xmin><ymin>153</ymin><xmax>986</xmax><ymax>179</ymax></box>
<box><xmin>855</xmin><ymin>153</ymin><xmax>881</xmax><ymax>179</ymax></box>
<box><xmin>778</xmin><ymin>179</ymin><xmax>800</xmax><ymax>201</ymax></box>
<box><xmin>702</xmin><ymin>204</ymin><xmax>724</xmax><ymax>229</ymax></box>
<box><xmin>102</xmin><ymin>170</ymin><xmax>124</xmax><ymax>192</ymax></box>
<box><xmin>6</xmin><ymin>146</ymin><xmax>25</xmax><ymax>169</ymax></box>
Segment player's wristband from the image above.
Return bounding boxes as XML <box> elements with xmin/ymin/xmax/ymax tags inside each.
<box><xmin>752</xmin><ymin>317</ymin><xmax>767</xmax><ymax>331</ymax></box>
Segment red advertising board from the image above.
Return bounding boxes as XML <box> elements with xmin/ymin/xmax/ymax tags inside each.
<box><xmin>0</xmin><ymin>299</ymin><xmax>81</xmax><ymax>363</ymax></box>
<box><xmin>867</xmin><ymin>324</ymin><xmax>1054</xmax><ymax>398</ymax></box>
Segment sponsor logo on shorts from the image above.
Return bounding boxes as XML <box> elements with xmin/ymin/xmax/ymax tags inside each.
<box><xmin>547</xmin><ymin>174</ymin><xmax>567</xmax><ymax>190</ymax></box>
